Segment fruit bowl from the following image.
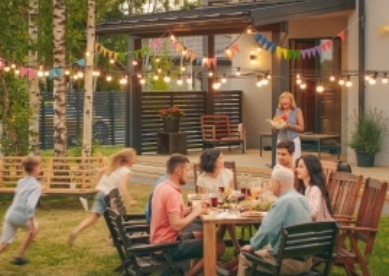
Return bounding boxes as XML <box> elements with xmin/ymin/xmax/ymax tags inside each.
<box><xmin>266</xmin><ymin>119</ymin><xmax>287</xmax><ymax>130</ymax></box>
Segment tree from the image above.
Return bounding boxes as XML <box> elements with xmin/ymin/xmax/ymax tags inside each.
<box><xmin>29</xmin><ymin>0</ymin><xmax>40</xmax><ymax>154</ymax></box>
<box><xmin>52</xmin><ymin>0</ymin><xmax>67</xmax><ymax>157</ymax></box>
<box><xmin>82</xmin><ymin>0</ymin><xmax>96</xmax><ymax>157</ymax></box>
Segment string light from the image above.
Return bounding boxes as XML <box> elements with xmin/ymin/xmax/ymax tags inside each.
<box><xmin>65</xmin><ymin>70</ymin><xmax>70</xmax><ymax>76</ymax></box>
<box><xmin>181</xmin><ymin>66</ymin><xmax>186</xmax><ymax>72</ymax></box>
<box><xmin>235</xmin><ymin>67</ymin><xmax>241</xmax><ymax>76</ymax></box>
<box><xmin>338</xmin><ymin>76</ymin><xmax>345</xmax><ymax>86</ymax></box>
<box><xmin>77</xmin><ymin>71</ymin><xmax>84</xmax><ymax>78</ymax></box>
<box><xmin>225</xmin><ymin>49</ymin><xmax>232</xmax><ymax>56</ymax></box>
<box><xmin>86</xmin><ymin>52</ymin><xmax>90</xmax><ymax>57</ymax></box>
<box><xmin>170</xmin><ymin>34</ymin><xmax>176</xmax><ymax>41</ymax></box>
<box><xmin>300</xmin><ymin>82</ymin><xmax>307</xmax><ymax>89</ymax></box>
<box><xmin>221</xmin><ymin>73</ymin><xmax>227</xmax><ymax>84</ymax></box>
<box><xmin>37</xmin><ymin>67</ymin><xmax>44</xmax><ymax>77</ymax></box>
<box><xmin>296</xmin><ymin>74</ymin><xmax>302</xmax><ymax>85</ymax></box>
<box><xmin>329</xmin><ymin>74</ymin><xmax>335</xmax><ymax>82</ymax></box>
<box><xmin>164</xmin><ymin>71</ymin><xmax>171</xmax><ymax>83</ymax></box>
<box><xmin>316</xmin><ymin>80</ymin><xmax>324</xmax><ymax>93</ymax></box>
<box><xmin>256</xmin><ymin>76</ymin><xmax>263</xmax><ymax>87</ymax></box>
<box><xmin>345</xmin><ymin>76</ymin><xmax>352</xmax><ymax>87</ymax></box>
<box><xmin>14</xmin><ymin>69</ymin><xmax>20</xmax><ymax>76</ymax></box>
<box><xmin>156</xmin><ymin>57</ymin><xmax>160</xmax><ymax>63</ymax></box>
<box><xmin>246</xmin><ymin>28</ymin><xmax>252</xmax><ymax>34</ymax></box>
<box><xmin>208</xmin><ymin>71</ymin><xmax>213</xmax><ymax>77</ymax></box>
<box><xmin>132</xmin><ymin>60</ymin><xmax>138</xmax><ymax>66</ymax></box>
<box><xmin>382</xmin><ymin>73</ymin><xmax>388</xmax><ymax>84</ymax></box>
<box><xmin>249</xmin><ymin>51</ymin><xmax>257</xmax><ymax>65</ymax></box>
<box><xmin>137</xmin><ymin>73</ymin><xmax>142</xmax><ymax>78</ymax></box>
<box><xmin>186</xmin><ymin>75</ymin><xmax>192</xmax><ymax>84</ymax></box>
<box><xmin>368</xmin><ymin>73</ymin><xmax>377</xmax><ymax>85</ymax></box>
<box><xmin>11</xmin><ymin>63</ymin><xmax>16</xmax><ymax>69</ymax></box>
<box><xmin>109</xmin><ymin>59</ymin><xmax>115</xmax><ymax>64</ymax></box>
<box><xmin>182</xmin><ymin>47</ymin><xmax>187</xmax><ymax>56</ymax></box>
<box><xmin>212</xmin><ymin>78</ymin><xmax>221</xmax><ymax>90</ymax></box>
<box><xmin>106</xmin><ymin>75</ymin><xmax>112</xmax><ymax>82</ymax></box>
<box><xmin>157</xmin><ymin>67</ymin><xmax>162</xmax><ymax>74</ymax></box>
<box><xmin>177</xmin><ymin>74</ymin><xmax>183</xmax><ymax>86</ymax></box>
<box><xmin>44</xmin><ymin>71</ymin><xmax>49</xmax><ymax>77</ymax></box>
<box><xmin>364</xmin><ymin>73</ymin><xmax>371</xmax><ymax>81</ymax></box>
<box><xmin>140</xmin><ymin>78</ymin><xmax>145</xmax><ymax>85</ymax></box>
<box><xmin>153</xmin><ymin>72</ymin><xmax>159</xmax><ymax>81</ymax></box>
<box><xmin>119</xmin><ymin>76</ymin><xmax>128</xmax><ymax>85</ymax></box>
<box><xmin>92</xmin><ymin>70</ymin><xmax>100</xmax><ymax>77</ymax></box>
<box><xmin>73</xmin><ymin>74</ymin><xmax>79</xmax><ymax>80</ymax></box>
<box><xmin>4</xmin><ymin>64</ymin><xmax>10</xmax><ymax>72</ymax></box>
<box><xmin>257</xmin><ymin>47</ymin><xmax>261</xmax><ymax>52</ymax></box>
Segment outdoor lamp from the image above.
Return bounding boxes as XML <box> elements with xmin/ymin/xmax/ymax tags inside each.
<box><xmin>300</xmin><ymin>82</ymin><xmax>307</xmax><ymax>89</ymax></box>
<box><xmin>221</xmin><ymin>73</ymin><xmax>227</xmax><ymax>84</ymax></box>
<box><xmin>250</xmin><ymin>51</ymin><xmax>257</xmax><ymax>65</ymax></box>
<box><xmin>106</xmin><ymin>75</ymin><xmax>112</xmax><ymax>82</ymax></box>
<box><xmin>346</xmin><ymin>76</ymin><xmax>352</xmax><ymax>87</ymax></box>
<box><xmin>382</xmin><ymin>73</ymin><xmax>388</xmax><ymax>84</ymax></box>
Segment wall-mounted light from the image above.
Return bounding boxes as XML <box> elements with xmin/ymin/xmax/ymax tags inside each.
<box><xmin>250</xmin><ymin>51</ymin><xmax>257</xmax><ymax>65</ymax></box>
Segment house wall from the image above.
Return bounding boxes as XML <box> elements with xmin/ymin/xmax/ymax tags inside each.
<box><xmin>347</xmin><ymin>0</ymin><xmax>389</xmax><ymax>166</ymax></box>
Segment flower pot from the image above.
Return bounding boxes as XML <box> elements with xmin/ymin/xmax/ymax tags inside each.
<box><xmin>355</xmin><ymin>151</ymin><xmax>375</xmax><ymax>167</ymax></box>
<box><xmin>163</xmin><ymin>119</ymin><xmax>179</xmax><ymax>132</ymax></box>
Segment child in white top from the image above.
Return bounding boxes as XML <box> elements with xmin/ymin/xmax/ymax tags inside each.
<box><xmin>68</xmin><ymin>148</ymin><xmax>137</xmax><ymax>246</ymax></box>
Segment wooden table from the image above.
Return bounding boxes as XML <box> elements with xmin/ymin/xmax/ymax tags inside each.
<box><xmin>156</xmin><ymin>132</ymin><xmax>187</xmax><ymax>155</ymax></box>
<box><xmin>259</xmin><ymin>132</ymin><xmax>341</xmax><ymax>159</ymax></box>
<box><xmin>201</xmin><ymin>214</ymin><xmax>263</xmax><ymax>276</ymax></box>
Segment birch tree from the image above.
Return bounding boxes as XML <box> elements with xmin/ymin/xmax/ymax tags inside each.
<box><xmin>53</xmin><ymin>0</ymin><xmax>67</xmax><ymax>156</ymax></box>
<box><xmin>28</xmin><ymin>0</ymin><xmax>40</xmax><ymax>154</ymax></box>
<box><xmin>82</xmin><ymin>0</ymin><xmax>96</xmax><ymax>157</ymax></box>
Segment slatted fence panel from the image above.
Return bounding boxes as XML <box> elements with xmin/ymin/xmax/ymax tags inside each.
<box><xmin>214</xmin><ymin>90</ymin><xmax>242</xmax><ymax>124</ymax></box>
<box><xmin>141</xmin><ymin>91</ymin><xmax>207</xmax><ymax>152</ymax></box>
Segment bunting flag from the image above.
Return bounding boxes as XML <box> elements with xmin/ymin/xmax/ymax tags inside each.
<box><xmin>254</xmin><ymin>29</ymin><xmax>346</xmax><ymax>60</ymax></box>
<box><xmin>378</xmin><ymin>25</ymin><xmax>389</xmax><ymax>33</ymax></box>
<box><xmin>76</xmin><ymin>58</ymin><xmax>86</xmax><ymax>67</ymax></box>
<box><xmin>195</xmin><ymin>57</ymin><xmax>202</xmax><ymax>66</ymax></box>
<box><xmin>231</xmin><ymin>43</ymin><xmax>240</xmax><ymax>53</ymax></box>
<box><xmin>150</xmin><ymin>38</ymin><xmax>162</xmax><ymax>51</ymax></box>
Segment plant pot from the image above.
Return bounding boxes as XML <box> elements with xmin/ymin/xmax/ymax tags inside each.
<box><xmin>163</xmin><ymin>118</ymin><xmax>179</xmax><ymax>132</ymax></box>
<box><xmin>355</xmin><ymin>151</ymin><xmax>375</xmax><ymax>167</ymax></box>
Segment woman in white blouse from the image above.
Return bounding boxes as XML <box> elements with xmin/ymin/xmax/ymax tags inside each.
<box><xmin>295</xmin><ymin>155</ymin><xmax>334</xmax><ymax>222</ymax></box>
<box><xmin>196</xmin><ymin>148</ymin><xmax>241</xmax><ymax>252</ymax></box>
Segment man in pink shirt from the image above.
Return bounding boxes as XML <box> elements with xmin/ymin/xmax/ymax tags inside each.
<box><xmin>151</xmin><ymin>154</ymin><xmax>225</xmax><ymax>276</ymax></box>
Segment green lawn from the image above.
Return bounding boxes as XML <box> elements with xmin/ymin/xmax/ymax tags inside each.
<box><xmin>0</xmin><ymin>183</ymin><xmax>388</xmax><ymax>275</ymax></box>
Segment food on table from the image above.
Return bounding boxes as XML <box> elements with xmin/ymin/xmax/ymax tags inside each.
<box><xmin>253</xmin><ymin>201</ymin><xmax>272</xmax><ymax>211</ymax></box>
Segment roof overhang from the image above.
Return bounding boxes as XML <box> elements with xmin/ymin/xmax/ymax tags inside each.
<box><xmin>96</xmin><ymin>0</ymin><xmax>355</xmax><ymax>38</ymax></box>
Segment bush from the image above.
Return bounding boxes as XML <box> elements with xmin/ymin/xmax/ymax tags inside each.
<box><xmin>349</xmin><ymin>108</ymin><xmax>389</xmax><ymax>156</ymax></box>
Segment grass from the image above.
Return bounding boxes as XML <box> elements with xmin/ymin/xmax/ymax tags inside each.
<box><xmin>0</xmin><ymin>183</ymin><xmax>388</xmax><ymax>275</ymax></box>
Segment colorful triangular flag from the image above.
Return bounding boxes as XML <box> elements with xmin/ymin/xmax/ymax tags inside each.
<box><xmin>337</xmin><ymin>31</ymin><xmax>346</xmax><ymax>41</ymax></box>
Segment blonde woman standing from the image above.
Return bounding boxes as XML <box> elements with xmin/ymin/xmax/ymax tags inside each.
<box><xmin>68</xmin><ymin>148</ymin><xmax>137</xmax><ymax>246</ymax></box>
<box><xmin>273</xmin><ymin>92</ymin><xmax>304</xmax><ymax>161</ymax></box>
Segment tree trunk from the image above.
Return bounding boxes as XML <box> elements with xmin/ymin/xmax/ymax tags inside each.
<box><xmin>53</xmin><ymin>0</ymin><xmax>67</xmax><ymax>156</ymax></box>
<box><xmin>82</xmin><ymin>0</ymin><xmax>95</xmax><ymax>157</ymax></box>
<box><xmin>29</xmin><ymin>0</ymin><xmax>40</xmax><ymax>155</ymax></box>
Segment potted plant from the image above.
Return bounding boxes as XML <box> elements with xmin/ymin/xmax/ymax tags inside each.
<box><xmin>349</xmin><ymin>108</ymin><xmax>388</xmax><ymax>167</ymax></box>
<box><xmin>159</xmin><ymin>106</ymin><xmax>184</xmax><ymax>132</ymax></box>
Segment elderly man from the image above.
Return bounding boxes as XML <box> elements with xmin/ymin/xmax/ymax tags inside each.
<box><xmin>238</xmin><ymin>165</ymin><xmax>312</xmax><ymax>275</ymax></box>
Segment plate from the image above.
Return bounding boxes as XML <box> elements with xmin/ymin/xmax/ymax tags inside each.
<box><xmin>241</xmin><ymin>211</ymin><xmax>267</xmax><ymax>217</ymax></box>
<box><xmin>266</xmin><ymin>119</ymin><xmax>286</xmax><ymax>130</ymax></box>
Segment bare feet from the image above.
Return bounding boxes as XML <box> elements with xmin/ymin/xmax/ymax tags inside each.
<box><xmin>68</xmin><ymin>231</ymin><xmax>77</xmax><ymax>247</ymax></box>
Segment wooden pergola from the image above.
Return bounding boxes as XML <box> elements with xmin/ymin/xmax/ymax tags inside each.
<box><xmin>96</xmin><ymin>0</ymin><xmax>355</xmax><ymax>165</ymax></box>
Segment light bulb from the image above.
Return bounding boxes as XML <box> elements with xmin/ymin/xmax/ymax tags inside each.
<box><xmin>137</xmin><ymin>74</ymin><xmax>142</xmax><ymax>78</ymax></box>
<box><xmin>14</xmin><ymin>69</ymin><xmax>20</xmax><ymax>76</ymax></box>
<box><xmin>73</xmin><ymin>74</ymin><xmax>79</xmax><ymax>80</ymax></box>
<box><xmin>316</xmin><ymin>85</ymin><xmax>324</xmax><ymax>93</ymax></box>
<box><xmin>11</xmin><ymin>64</ymin><xmax>16</xmax><ymax>69</ymax></box>
<box><xmin>369</xmin><ymin>78</ymin><xmax>376</xmax><ymax>85</ymax></box>
<box><xmin>132</xmin><ymin>60</ymin><xmax>138</xmax><ymax>66</ymax></box>
<box><xmin>106</xmin><ymin>75</ymin><xmax>112</xmax><ymax>82</ymax></box>
<box><xmin>92</xmin><ymin>71</ymin><xmax>100</xmax><ymax>76</ymax></box>
<box><xmin>77</xmin><ymin>71</ymin><xmax>84</xmax><ymax>78</ymax></box>
<box><xmin>37</xmin><ymin>70</ymin><xmax>44</xmax><ymax>77</ymax></box>
<box><xmin>181</xmin><ymin>66</ymin><xmax>185</xmax><ymax>72</ymax></box>
<box><xmin>212</xmin><ymin>81</ymin><xmax>221</xmax><ymax>90</ymax></box>
<box><xmin>170</xmin><ymin>34</ymin><xmax>176</xmax><ymax>41</ymax></box>
<box><xmin>140</xmin><ymin>78</ymin><xmax>145</xmax><ymax>85</ymax></box>
<box><xmin>4</xmin><ymin>66</ymin><xmax>11</xmax><ymax>72</ymax></box>
<box><xmin>365</xmin><ymin>74</ymin><xmax>371</xmax><ymax>81</ymax></box>
<box><xmin>65</xmin><ymin>70</ymin><xmax>70</xmax><ymax>75</ymax></box>
<box><xmin>345</xmin><ymin>76</ymin><xmax>352</xmax><ymax>87</ymax></box>
<box><xmin>339</xmin><ymin>79</ymin><xmax>345</xmax><ymax>86</ymax></box>
<box><xmin>44</xmin><ymin>71</ymin><xmax>49</xmax><ymax>77</ymax></box>
<box><xmin>265</xmin><ymin>72</ymin><xmax>271</xmax><ymax>80</ymax></box>
<box><xmin>186</xmin><ymin>76</ymin><xmax>192</xmax><ymax>84</ymax></box>
<box><xmin>221</xmin><ymin>74</ymin><xmax>227</xmax><ymax>84</ymax></box>
<box><xmin>119</xmin><ymin>77</ymin><xmax>127</xmax><ymax>85</ymax></box>
<box><xmin>257</xmin><ymin>47</ymin><xmax>261</xmax><ymax>52</ymax></box>
<box><xmin>157</xmin><ymin>67</ymin><xmax>162</xmax><ymax>74</ymax></box>
<box><xmin>300</xmin><ymin>83</ymin><xmax>307</xmax><ymax>89</ymax></box>
<box><xmin>208</xmin><ymin>71</ymin><xmax>213</xmax><ymax>77</ymax></box>
<box><xmin>177</xmin><ymin>79</ymin><xmax>183</xmax><ymax>85</ymax></box>
<box><xmin>296</xmin><ymin>79</ymin><xmax>302</xmax><ymax>85</ymax></box>
<box><xmin>329</xmin><ymin>75</ymin><xmax>335</xmax><ymax>82</ymax></box>
<box><xmin>256</xmin><ymin>76</ymin><xmax>263</xmax><ymax>87</ymax></box>
<box><xmin>156</xmin><ymin>57</ymin><xmax>160</xmax><ymax>63</ymax></box>
<box><xmin>86</xmin><ymin>51</ymin><xmax>90</xmax><ymax>57</ymax></box>
<box><xmin>164</xmin><ymin>76</ymin><xmax>171</xmax><ymax>83</ymax></box>
<box><xmin>262</xmin><ymin>79</ymin><xmax>269</xmax><ymax>85</ymax></box>
<box><xmin>246</xmin><ymin>29</ymin><xmax>252</xmax><ymax>34</ymax></box>
<box><xmin>382</xmin><ymin>74</ymin><xmax>388</xmax><ymax>84</ymax></box>
<box><xmin>235</xmin><ymin>67</ymin><xmax>241</xmax><ymax>76</ymax></box>
<box><xmin>153</xmin><ymin>74</ymin><xmax>159</xmax><ymax>81</ymax></box>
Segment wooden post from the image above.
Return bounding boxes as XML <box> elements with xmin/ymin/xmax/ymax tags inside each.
<box><xmin>271</xmin><ymin>30</ymin><xmax>289</xmax><ymax>167</ymax></box>
<box><xmin>202</xmin><ymin>35</ymin><xmax>215</xmax><ymax>114</ymax></box>
<box><xmin>125</xmin><ymin>36</ymin><xmax>142</xmax><ymax>154</ymax></box>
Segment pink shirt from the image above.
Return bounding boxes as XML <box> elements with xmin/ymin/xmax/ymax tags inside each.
<box><xmin>305</xmin><ymin>186</ymin><xmax>334</xmax><ymax>222</ymax></box>
<box><xmin>150</xmin><ymin>180</ymin><xmax>185</xmax><ymax>244</ymax></box>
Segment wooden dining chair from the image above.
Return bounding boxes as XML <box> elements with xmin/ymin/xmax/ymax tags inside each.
<box><xmin>321</xmin><ymin>160</ymin><xmax>338</xmax><ymax>187</ymax></box>
<box><xmin>335</xmin><ymin>178</ymin><xmax>388</xmax><ymax>276</ymax></box>
<box><xmin>327</xmin><ymin>172</ymin><xmax>363</xmax><ymax>221</ymax></box>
